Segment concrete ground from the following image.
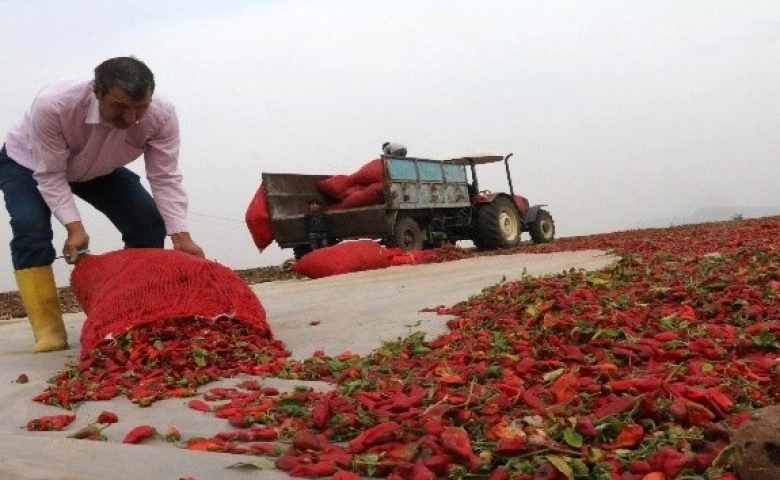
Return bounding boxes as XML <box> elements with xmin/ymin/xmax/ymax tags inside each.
<box><xmin>0</xmin><ymin>250</ymin><xmax>615</xmax><ymax>480</ymax></box>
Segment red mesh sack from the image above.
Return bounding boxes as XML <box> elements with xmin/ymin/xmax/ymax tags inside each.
<box><xmin>339</xmin><ymin>182</ymin><xmax>384</xmax><ymax>209</ymax></box>
<box><xmin>350</xmin><ymin>158</ymin><xmax>384</xmax><ymax>185</ymax></box>
<box><xmin>292</xmin><ymin>240</ymin><xmax>389</xmax><ymax>278</ymax></box>
<box><xmin>316</xmin><ymin>175</ymin><xmax>354</xmax><ymax>201</ymax></box>
<box><xmin>72</xmin><ymin>249</ymin><xmax>270</xmax><ymax>356</ymax></box>
<box><xmin>245</xmin><ymin>183</ymin><xmax>274</xmax><ymax>250</ymax></box>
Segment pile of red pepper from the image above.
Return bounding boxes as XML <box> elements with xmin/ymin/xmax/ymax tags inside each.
<box><xmin>32</xmin><ymin>316</ymin><xmax>290</xmax><ymax>408</ymax></box>
<box><xmin>32</xmin><ymin>217</ymin><xmax>780</xmax><ymax>479</ymax></box>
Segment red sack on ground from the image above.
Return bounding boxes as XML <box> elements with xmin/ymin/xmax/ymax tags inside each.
<box><xmin>349</xmin><ymin>158</ymin><xmax>384</xmax><ymax>186</ymax></box>
<box><xmin>386</xmin><ymin>248</ymin><xmax>432</xmax><ymax>266</ymax></box>
<box><xmin>245</xmin><ymin>184</ymin><xmax>274</xmax><ymax>250</ymax></box>
<box><xmin>72</xmin><ymin>249</ymin><xmax>271</xmax><ymax>356</ymax></box>
<box><xmin>317</xmin><ymin>175</ymin><xmax>354</xmax><ymax>201</ymax></box>
<box><xmin>339</xmin><ymin>182</ymin><xmax>384</xmax><ymax>209</ymax></box>
<box><xmin>292</xmin><ymin>240</ymin><xmax>390</xmax><ymax>278</ymax></box>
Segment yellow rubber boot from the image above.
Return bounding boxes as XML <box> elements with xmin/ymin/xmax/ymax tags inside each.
<box><xmin>14</xmin><ymin>266</ymin><xmax>68</xmax><ymax>353</ymax></box>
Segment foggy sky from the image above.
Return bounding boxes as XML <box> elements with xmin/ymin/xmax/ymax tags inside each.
<box><xmin>1</xmin><ymin>1</ymin><xmax>779</xmax><ymax>291</ymax></box>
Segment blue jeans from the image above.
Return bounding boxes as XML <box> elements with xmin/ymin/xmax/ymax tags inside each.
<box><xmin>0</xmin><ymin>144</ymin><xmax>165</xmax><ymax>270</ymax></box>
<box><xmin>309</xmin><ymin>232</ymin><xmax>328</xmax><ymax>250</ymax></box>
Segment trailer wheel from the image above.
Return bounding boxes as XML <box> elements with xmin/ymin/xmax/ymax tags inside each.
<box><xmin>528</xmin><ymin>208</ymin><xmax>555</xmax><ymax>244</ymax></box>
<box><xmin>392</xmin><ymin>216</ymin><xmax>424</xmax><ymax>251</ymax></box>
<box><xmin>475</xmin><ymin>196</ymin><xmax>521</xmax><ymax>249</ymax></box>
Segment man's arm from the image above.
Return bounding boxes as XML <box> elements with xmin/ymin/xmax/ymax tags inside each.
<box><xmin>30</xmin><ymin>100</ymin><xmax>83</xmax><ymax>227</ymax></box>
<box><xmin>29</xmin><ymin>99</ymin><xmax>90</xmax><ymax>259</ymax></box>
<box><xmin>143</xmin><ymin>103</ymin><xmax>203</xmax><ymax>257</ymax></box>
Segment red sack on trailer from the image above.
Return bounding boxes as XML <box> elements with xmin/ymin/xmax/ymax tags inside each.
<box><xmin>349</xmin><ymin>158</ymin><xmax>384</xmax><ymax>186</ymax></box>
<box><xmin>72</xmin><ymin>249</ymin><xmax>271</xmax><ymax>356</ymax></box>
<box><xmin>245</xmin><ymin>183</ymin><xmax>274</xmax><ymax>250</ymax></box>
<box><xmin>292</xmin><ymin>240</ymin><xmax>390</xmax><ymax>279</ymax></box>
<box><xmin>339</xmin><ymin>182</ymin><xmax>384</xmax><ymax>209</ymax></box>
<box><xmin>317</xmin><ymin>175</ymin><xmax>354</xmax><ymax>201</ymax></box>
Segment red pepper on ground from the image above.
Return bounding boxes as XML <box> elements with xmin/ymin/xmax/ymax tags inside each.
<box><xmin>288</xmin><ymin>460</ymin><xmax>337</xmax><ymax>477</ymax></box>
<box><xmin>26</xmin><ymin>414</ymin><xmax>75</xmax><ymax>431</ymax></box>
<box><xmin>332</xmin><ymin>471</ymin><xmax>362</xmax><ymax>480</ymax></box>
<box><xmin>187</xmin><ymin>399</ymin><xmax>212</xmax><ymax>412</ymax></box>
<box><xmin>439</xmin><ymin>427</ymin><xmax>478</xmax><ymax>467</ymax></box>
<box><xmin>311</xmin><ymin>401</ymin><xmax>330</xmax><ymax>429</ymax></box>
<box><xmin>96</xmin><ymin>411</ymin><xmax>119</xmax><ymax>424</ymax></box>
<box><xmin>348</xmin><ymin>421</ymin><xmax>400</xmax><ymax>453</ymax></box>
<box><xmin>409</xmin><ymin>459</ymin><xmax>437</xmax><ymax>480</ymax></box>
<box><xmin>122</xmin><ymin>425</ymin><xmax>156</xmax><ymax>444</ymax></box>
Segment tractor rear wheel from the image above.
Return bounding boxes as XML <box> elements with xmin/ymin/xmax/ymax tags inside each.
<box><xmin>392</xmin><ymin>216</ymin><xmax>424</xmax><ymax>251</ymax></box>
<box><xmin>475</xmin><ymin>197</ymin><xmax>521</xmax><ymax>249</ymax></box>
<box><xmin>528</xmin><ymin>208</ymin><xmax>555</xmax><ymax>244</ymax></box>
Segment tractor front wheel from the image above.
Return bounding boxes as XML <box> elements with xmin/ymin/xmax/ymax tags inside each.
<box><xmin>392</xmin><ymin>216</ymin><xmax>424</xmax><ymax>251</ymax></box>
<box><xmin>528</xmin><ymin>208</ymin><xmax>555</xmax><ymax>244</ymax></box>
<box><xmin>475</xmin><ymin>197</ymin><xmax>521</xmax><ymax>249</ymax></box>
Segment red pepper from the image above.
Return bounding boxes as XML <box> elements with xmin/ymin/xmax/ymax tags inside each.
<box><xmin>494</xmin><ymin>437</ymin><xmax>527</xmax><ymax>456</ymax></box>
<box><xmin>439</xmin><ymin>427</ymin><xmax>476</xmax><ymax>464</ymax></box>
<box><xmin>332</xmin><ymin>471</ymin><xmax>362</xmax><ymax>480</ymax></box>
<box><xmin>647</xmin><ymin>447</ymin><xmax>690</xmax><ymax>478</ymax></box>
<box><xmin>604</xmin><ymin>424</ymin><xmax>644</xmax><ymax>449</ymax></box>
<box><xmin>385</xmin><ymin>440</ymin><xmax>421</xmax><ymax>462</ymax></box>
<box><xmin>593</xmin><ymin>395</ymin><xmax>637</xmax><ymax>419</ymax></box>
<box><xmin>348</xmin><ymin>421</ymin><xmax>400</xmax><ymax>453</ymax></box>
<box><xmin>627</xmin><ymin>460</ymin><xmax>652</xmax><ymax>474</ymax></box>
<box><xmin>96</xmin><ymin>411</ymin><xmax>119</xmax><ymax>424</ymax></box>
<box><xmin>421</xmin><ymin>454</ymin><xmax>453</xmax><ymax>476</ymax></box>
<box><xmin>521</xmin><ymin>390</ymin><xmax>548</xmax><ymax>415</ymax></box>
<box><xmin>318</xmin><ymin>451</ymin><xmax>353</xmax><ymax>469</ymax></box>
<box><xmin>187</xmin><ymin>399</ymin><xmax>212</xmax><ymax>412</ymax></box>
<box><xmin>245</xmin><ymin>426</ymin><xmax>278</xmax><ymax>441</ymax></box>
<box><xmin>291</xmin><ymin>430</ymin><xmax>325</xmax><ymax>452</ymax></box>
<box><xmin>489</xmin><ymin>468</ymin><xmax>510</xmax><ymax>480</ymax></box>
<box><xmin>410</xmin><ymin>459</ymin><xmax>437</xmax><ymax>480</ymax></box>
<box><xmin>122</xmin><ymin>425</ymin><xmax>156</xmax><ymax>444</ymax></box>
<box><xmin>26</xmin><ymin>414</ymin><xmax>75</xmax><ymax>431</ymax></box>
<box><xmin>67</xmin><ymin>425</ymin><xmax>106</xmax><ymax>441</ymax></box>
<box><xmin>311</xmin><ymin>401</ymin><xmax>330</xmax><ymax>429</ymax></box>
<box><xmin>575</xmin><ymin>416</ymin><xmax>598</xmax><ymax>438</ymax></box>
<box><xmin>550</xmin><ymin>373</ymin><xmax>579</xmax><ymax>403</ymax></box>
<box><xmin>608</xmin><ymin>376</ymin><xmax>661</xmax><ymax>393</ymax></box>
<box><xmin>288</xmin><ymin>460</ymin><xmax>337</xmax><ymax>477</ymax></box>
<box><xmin>187</xmin><ymin>438</ymin><xmax>227</xmax><ymax>452</ymax></box>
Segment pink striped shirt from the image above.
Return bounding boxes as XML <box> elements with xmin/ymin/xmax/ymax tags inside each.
<box><xmin>5</xmin><ymin>75</ymin><xmax>189</xmax><ymax>234</ymax></box>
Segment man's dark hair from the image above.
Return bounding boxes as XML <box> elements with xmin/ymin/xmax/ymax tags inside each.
<box><xmin>93</xmin><ymin>56</ymin><xmax>155</xmax><ymax>100</ymax></box>
<box><xmin>309</xmin><ymin>198</ymin><xmax>321</xmax><ymax>206</ymax></box>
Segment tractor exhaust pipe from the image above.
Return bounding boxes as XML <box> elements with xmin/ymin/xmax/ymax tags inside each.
<box><xmin>504</xmin><ymin>153</ymin><xmax>515</xmax><ymax>197</ymax></box>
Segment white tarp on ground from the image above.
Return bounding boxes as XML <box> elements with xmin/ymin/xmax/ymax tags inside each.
<box><xmin>0</xmin><ymin>250</ymin><xmax>616</xmax><ymax>480</ymax></box>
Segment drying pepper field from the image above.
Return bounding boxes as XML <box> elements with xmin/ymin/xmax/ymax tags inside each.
<box><xmin>27</xmin><ymin>216</ymin><xmax>780</xmax><ymax>479</ymax></box>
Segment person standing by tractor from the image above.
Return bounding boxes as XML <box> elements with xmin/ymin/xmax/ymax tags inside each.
<box><xmin>0</xmin><ymin>56</ymin><xmax>204</xmax><ymax>353</ymax></box>
<box><xmin>304</xmin><ymin>199</ymin><xmax>330</xmax><ymax>251</ymax></box>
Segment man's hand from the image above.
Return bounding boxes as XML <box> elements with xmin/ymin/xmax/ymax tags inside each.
<box><xmin>170</xmin><ymin>232</ymin><xmax>205</xmax><ymax>257</ymax></box>
<box><xmin>63</xmin><ymin>221</ymin><xmax>90</xmax><ymax>264</ymax></box>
